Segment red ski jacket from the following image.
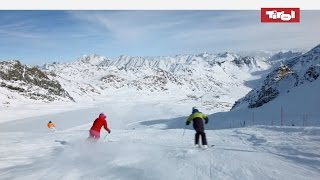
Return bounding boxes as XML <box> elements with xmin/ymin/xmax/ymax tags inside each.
<box><xmin>90</xmin><ymin>117</ymin><xmax>110</xmax><ymax>133</ymax></box>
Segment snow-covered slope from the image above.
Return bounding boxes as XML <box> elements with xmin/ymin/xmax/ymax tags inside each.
<box><xmin>209</xmin><ymin>79</ymin><xmax>320</xmax><ymax>129</ymax></box>
<box><xmin>232</xmin><ymin>44</ymin><xmax>320</xmax><ymax>110</ymax></box>
<box><xmin>0</xmin><ymin>99</ymin><xmax>319</xmax><ymax>180</ymax></box>
<box><xmin>1</xmin><ymin>126</ymin><xmax>319</xmax><ymax>180</ymax></box>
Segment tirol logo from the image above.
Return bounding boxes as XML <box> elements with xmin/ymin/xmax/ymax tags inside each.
<box><xmin>261</xmin><ymin>8</ymin><xmax>300</xmax><ymax>23</ymax></box>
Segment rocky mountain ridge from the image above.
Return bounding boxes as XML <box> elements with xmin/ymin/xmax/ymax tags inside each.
<box><xmin>232</xmin><ymin>44</ymin><xmax>320</xmax><ymax>109</ymax></box>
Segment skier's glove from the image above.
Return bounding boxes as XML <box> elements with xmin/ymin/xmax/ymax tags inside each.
<box><xmin>108</xmin><ymin>130</ymin><xmax>111</xmax><ymax>134</ymax></box>
<box><xmin>186</xmin><ymin>121</ymin><xmax>190</xmax><ymax>126</ymax></box>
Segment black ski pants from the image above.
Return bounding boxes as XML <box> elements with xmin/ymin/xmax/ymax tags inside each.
<box><xmin>193</xmin><ymin>118</ymin><xmax>207</xmax><ymax>145</ymax></box>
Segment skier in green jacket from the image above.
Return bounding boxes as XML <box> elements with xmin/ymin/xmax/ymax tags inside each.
<box><xmin>186</xmin><ymin>107</ymin><xmax>209</xmax><ymax>148</ymax></box>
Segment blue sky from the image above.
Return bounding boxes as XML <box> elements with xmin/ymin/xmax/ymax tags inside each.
<box><xmin>0</xmin><ymin>10</ymin><xmax>319</xmax><ymax>65</ymax></box>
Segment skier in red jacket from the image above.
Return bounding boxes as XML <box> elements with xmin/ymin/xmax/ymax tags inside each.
<box><xmin>88</xmin><ymin>113</ymin><xmax>111</xmax><ymax>140</ymax></box>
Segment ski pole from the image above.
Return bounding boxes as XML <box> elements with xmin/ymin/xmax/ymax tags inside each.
<box><xmin>182</xmin><ymin>128</ymin><xmax>186</xmax><ymax>136</ymax></box>
<box><xmin>104</xmin><ymin>133</ymin><xmax>109</xmax><ymax>139</ymax></box>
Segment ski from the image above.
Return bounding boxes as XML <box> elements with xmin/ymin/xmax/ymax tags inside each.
<box><xmin>194</xmin><ymin>144</ymin><xmax>214</xmax><ymax>150</ymax></box>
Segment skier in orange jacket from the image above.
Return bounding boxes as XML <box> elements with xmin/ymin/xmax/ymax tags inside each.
<box><xmin>47</xmin><ymin>121</ymin><xmax>55</xmax><ymax>129</ymax></box>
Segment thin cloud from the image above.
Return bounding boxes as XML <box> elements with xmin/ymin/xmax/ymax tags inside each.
<box><xmin>0</xmin><ymin>10</ymin><xmax>319</xmax><ymax>64</ymax></box>
<box><xmin>69</xmin><ymin>10</ymin><xmax>320</xmax><ymax>52</ymax></box>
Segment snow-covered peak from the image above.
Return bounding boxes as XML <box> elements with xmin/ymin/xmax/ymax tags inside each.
<box><xmin>309</xmin><ymin>43</ymin><xmax>320</xmax><ymax>52</ymax></box>
<box><xmin>269</xmin><ymin>51</ymin><xmax>303</xmax><ymax>64</ymax></box>
<box><xmin>77</xmin><ymin>54</ymin><xmax>109</xmax><ymax>65</ymax></box>
<box><xmin>217</xmin><ymin>51</ymin><xmax>238</xmax><ymax>59</ymax></box>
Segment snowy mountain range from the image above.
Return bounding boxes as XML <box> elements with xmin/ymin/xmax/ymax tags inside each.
<box><xmin>40</xmin><ymin>52</ymin><xmax>272</xmax><ymax>111</ymax></box>
<box><xmin>1</xmin><ymin>46</ymin><xmax>313</xmax><ymax>113</ymax></box>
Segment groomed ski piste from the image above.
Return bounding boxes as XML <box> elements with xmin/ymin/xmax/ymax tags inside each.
<box><xmin>0</xmin><ymin>95</ymin><xmax>319</xmax><ymax>180</ymax></box>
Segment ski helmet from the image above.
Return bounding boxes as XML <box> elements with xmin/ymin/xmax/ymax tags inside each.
<box><xmin>99</xmin><ymin>113</ymin><xmax>106</xmax><ymax>118</ymax></box>
<box><xmin>192</xmin><ymin>107</ymin><xmax>199</xmax><ymax>113</ymax></box>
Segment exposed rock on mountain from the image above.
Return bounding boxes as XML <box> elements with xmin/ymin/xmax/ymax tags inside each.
<box><xmin>232</xmin><ymin>44</ymin><xmax>320</xmax><ymax>109</ymax></box>
<box><xmin>0</xmin><ymin>60</ymin><xmax>74</xmax><ymax>104</ymax></box>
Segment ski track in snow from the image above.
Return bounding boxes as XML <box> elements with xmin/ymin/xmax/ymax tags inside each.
<box><xmin>0</xmin><ymin>127</ymin><xmax>319</xmax><ymax>179</ymax></box>
<box><xmin>0</xmin><ymin>102</ymin><xmax>319</xmax><ymax>180</ymax></box>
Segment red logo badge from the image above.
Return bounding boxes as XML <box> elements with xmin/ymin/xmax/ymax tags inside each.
<box><xmin>261</xmin><ymin>8</ymin><xmax>300</xmax><ymax>23</ymax></box>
